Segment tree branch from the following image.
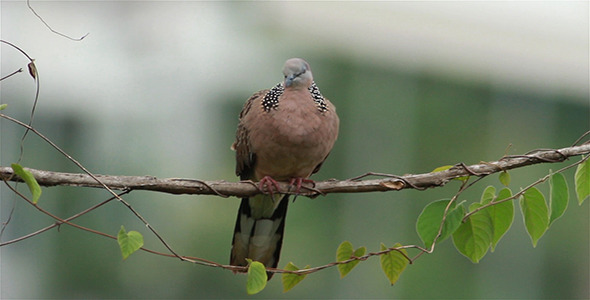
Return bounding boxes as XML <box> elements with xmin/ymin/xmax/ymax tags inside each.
<box><xmin>1</xmin><ymin>144</ymin><xmax>588</xmax><ymax>198</ymax></box>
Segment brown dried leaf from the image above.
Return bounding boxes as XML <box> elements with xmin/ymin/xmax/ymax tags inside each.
<box><xmin>28</xmin><ymin>60</ymin><xmax>37</xmax><ymax>80</ymax></box>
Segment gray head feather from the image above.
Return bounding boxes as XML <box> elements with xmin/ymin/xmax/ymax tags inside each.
<box><xmin>282</xmin><ymin>58</ymin><xmax>313</xmax><ymax>88</ymax></box>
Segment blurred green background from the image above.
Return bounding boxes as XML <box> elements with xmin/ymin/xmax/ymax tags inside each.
<box><xmin>1</xmin><ymin>2</ymin><xmax>588</xmax><ymax>298</ymax></box>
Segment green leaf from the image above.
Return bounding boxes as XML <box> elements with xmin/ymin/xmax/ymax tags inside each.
<box><xmin>416</xmin><ymin>199</ymin><xmax>465</xmax><ymax>249</ymax></box>
<box><xmin>574</xmin><ymin>158</ymin><xmax>589</xmax><ymax>205</ymax></box>
<box><xmin>117</xmin><ymin>226</ymin><xmax>144</xmax><ymax>260</ymax></box>
<box><xmin>11</xmin><ymin>163</ymin><xmax>42</xmax><ymax>204</ymax></box>
<box><xmin>336</xmin><ymin>241</ymin><xmax>365</xmax><ymax>278</ymax></box>
<box><xmin>520</xmin><ymin>187</ymin><xmax>549</xmax><ymax>247</ymax></box>
<box><xmin>281</xmin><ymin>262</ymin><xmax>309</xmax><ymax>293</ymax></box>
<box><xmin>353</xmin><ymin>247</ymin><xmax>366</xmax><ymax>261</ymax></box>
<box><xmin>379</xmin><ymin>243</ymin><xmax>408</xmax><ymax>285</ymax></box>
<box><xmin>246</xmin><ymin>260</ymin><xmax>267</xmax><ymax>295</ymax></box>
<box><xmin>488</xmin><ymin>188</ymin><xmax>514</xmax><ymax>251</ymax></box>
<box><xmin>432</xmin><ymin>165</ymin><xmax>468</xmax><ymax>182</ymax></box>
<box><xmin>480</xmin><ymin>186</ymin><xmax>496</xmax><ymax>204</ymax></box>
<box><xmin>0</xmin><ymin>104</ymin><xmax>7</xmax><ymax>110</ymax></box>
<box><xmin>432</xmin><ymin>165</ymin><xmax>453</xmax><ymax>172</ymax></box>
<box><xmin>499</xmin><ymin>171</ymin><xmax>511</xmax><ymax>186</ymax></box>
<box><xmin>549</xmin><ymin>173</ymin><xmax>569</xmax><ymax>225</ymax></box>
<box><xmin>452</xmin><ymin>203</ymin><xmax>493</xmax><ymax>263</ymax></box>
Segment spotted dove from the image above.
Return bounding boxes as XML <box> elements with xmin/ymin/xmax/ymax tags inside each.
<box><xmin>230</xmin><ymin>58</ymin><xmax>339</xmax><ymax>279</ymax></box>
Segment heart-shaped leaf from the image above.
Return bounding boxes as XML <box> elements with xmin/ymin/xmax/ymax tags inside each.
<box><xmin>549</xmin><ymin>173</ymin><xmax>569</xmax><ymax>225</ymax></box>
<box><xmin>520</xmin><ymin>187</ymin><xmax>549</xmax><ymax>247</ymax></box>
<box><xmin>452</xmin><ymin>203</ymin><xmax>493</xmax><ymax>263</ymax></box>
<box><xmin>379</xmin><ymin>243</ymin><xmax>408</xmax><ymax>285</ymax></box>
<box><xmin>417</xmin><ymin>199</ymin><xmax>465</xmax><ymax>249</ymax></box>
<box><xmin>281</xmin><ymin>262</ymin><xmax>310</xmax><ymax>292</ymax></box>
<box><xmin>117</xmin><ymin>226</ymin><xmax>144</xmax><ymax>260</ymax></box>
<box><xmin>574</xmin><ymin>158</ymin><xmax>589</xmax><ymax>205</ymax></box>
<box><xmin>488</xmin><ymin>188</ymin><xmax>514</xmax><ymax>251</ymax></box>
<box><xmin>336</xmin><ymin>241</ymin><xmax>366</xmax><ymax>278</ymax></box>
<box><xmin>246</xmin><ymin>260</ymin><xmax>267</xmax><ymax>295</ymax></box>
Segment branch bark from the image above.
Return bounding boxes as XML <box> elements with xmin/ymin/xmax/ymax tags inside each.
<box><xmin>1</xmin><ymin>144</ymin><xmax>588</xmax><ymax>198</ymax></box>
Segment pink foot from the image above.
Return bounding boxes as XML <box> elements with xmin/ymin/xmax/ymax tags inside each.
<box><xmin>289</xmin><ymin>177</ymin><xmax>316</xmax><ymax>194</ymax></box>
<box><xmin>259</xmin><ymin>176</ymin><xmax>281</xmax><ymax>196</ymax></box>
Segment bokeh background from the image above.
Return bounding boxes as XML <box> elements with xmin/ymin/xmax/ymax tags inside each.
<box><xmin>1</xmin><ymin>1</ymin><xmax>588</xmax><ymax>298</ymax></box>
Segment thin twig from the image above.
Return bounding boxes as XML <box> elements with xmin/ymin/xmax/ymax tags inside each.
<box><xmin>26</xmin><ymin>0</ymin><xmax>89</xmax><ymax>41</ymax></box>
<box><xmin>571</xmin><ymin>130</ymin><xmax>590</xmax><ymax>147</ymax></box>
<box><xmin>0</xmin><ymin>188</ymin><xmax>129</xmax><ymax>246</ymax></box>
<box><xmin>0</xmin><ymin>114</ymin><xmax>185</xmax><ymax>261</ymax></box>
<box><xmin>0</xmin><ymin>180</ymin><xmax>229</xmax><ymax>268</ymax></box>
<box><xmin>463</xmin><ymin>155</ymin><xmax>589</xmax><ymax>220</ymax></box>
<box><xmin>0</xmin><ymin>68</ymin><xmax>23</xmax><ymax>81</ymax></box>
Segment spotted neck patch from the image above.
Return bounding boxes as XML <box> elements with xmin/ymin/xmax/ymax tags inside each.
<box><xmin>308</xmin><ymin>82</ymin><xmax>328</xmax><ymax>112</ymax></box>
<box><xmin>261</xmin><ymin>81</ymin><xmax>328</xmax><ymax>113</ymax></box>
<box><xmin>261</xmin><ymin>83</ymin><xmax>283</xmax><ymax>112</ymax></box>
